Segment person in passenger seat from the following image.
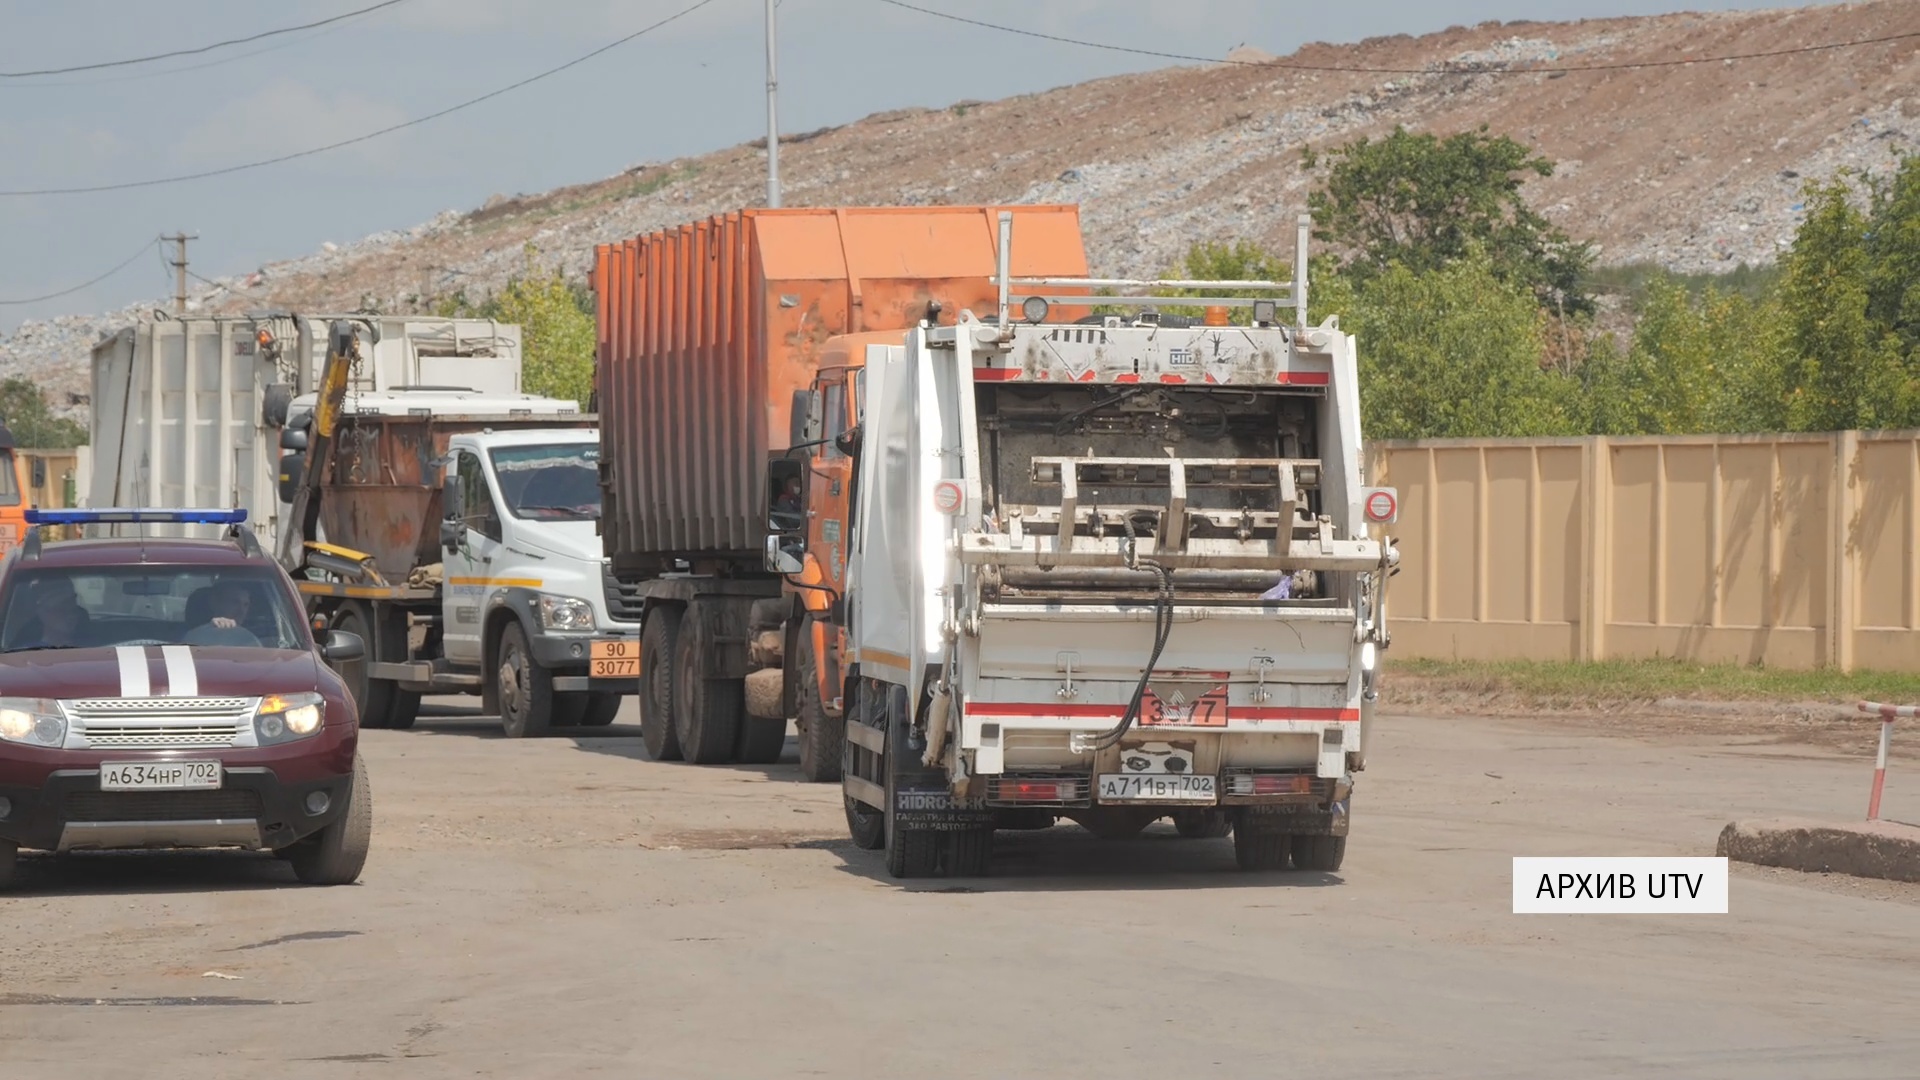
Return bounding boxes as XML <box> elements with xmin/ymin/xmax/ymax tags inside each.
<box><xmin>182</xmin><ymin>582</ymin><xmax>263</xmax><ymax>648</ymax></box>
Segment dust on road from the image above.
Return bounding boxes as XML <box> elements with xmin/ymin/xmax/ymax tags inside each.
<box><xmin>2</xmin><ymin>702</ymin><xmax>1916</xmax><ymax>1080</ymax></box>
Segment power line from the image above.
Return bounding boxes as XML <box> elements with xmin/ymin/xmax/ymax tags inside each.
<box><xmin>874</xmin><ymin>0</ymin><xmax>1920</xmax><ymax>76</ymax></box>
<box><xmin>0</xmin><ymin>0</ymin><xmax>414</xmax><ymax>79</ymax></box>
<box><xmin>1</xmin><ymin>15</ymin><xmax>374</xmax><ymax>89</ymax></box>
<box><xmin>0</xmin><ymin>240</ymin><xmax>158</xmax><ymax>306</ymax></box>
<box><xmin>0</xmin><ymin>0</ymin><xmax>721</xmax><ymax>198</ymax></box>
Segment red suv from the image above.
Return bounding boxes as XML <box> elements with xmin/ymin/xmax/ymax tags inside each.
<box><xmin>0</xmin><ymin>508</ymin><xmax>371</xmax><ymax>889</ymax></box>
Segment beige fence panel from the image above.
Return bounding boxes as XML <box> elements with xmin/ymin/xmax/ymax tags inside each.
<box><xmin>1366</xmin><ymin>430</ymin><xmax>1920</xmax><ymax>673</ymax></box>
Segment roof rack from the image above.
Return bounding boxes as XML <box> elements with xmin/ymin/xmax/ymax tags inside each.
<box><xmin>19</xmin><ymin>508</ymin><xmax>264</xmax><ymax>562</ymax></box>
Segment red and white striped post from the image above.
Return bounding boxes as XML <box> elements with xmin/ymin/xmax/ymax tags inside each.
<box><xmin>1856</xmin><ymin>701</ymin><xmax>1909</xmax><ymax>821</ymax></box>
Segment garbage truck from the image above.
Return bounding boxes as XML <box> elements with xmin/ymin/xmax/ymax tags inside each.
<box><xmin>595</xmin><ymin>206</ymin><xmax>1397</xmax><ymax>877</ymax></box>
<box><xmin>276</xmin><ymin>321</ymin><xmax>640</xmax><ymax>735</ymax></box>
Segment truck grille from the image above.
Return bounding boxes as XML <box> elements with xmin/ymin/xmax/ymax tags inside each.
<box><xmin>64</xmin><ymin>697</ymin><xmax>256</xmax><ymax>750</ymax></box>
<box><xmin>62</xmin><ymin>789</ymin><xmax>264</xmax><ymax>822</ymax></box>
<box><xmin>603</xmin><ymin>572</ymin><xmax>645</xmax><ymax>623</ymax></box>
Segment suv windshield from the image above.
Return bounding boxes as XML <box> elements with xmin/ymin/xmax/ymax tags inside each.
<box><xmin>489</xmin><ymin>443</ymin><xmax>601</xmax><ymax>521</ymax></box>
<box><xmin>0</xmin><ymin>565</ymin><xmax>307</xmax><ymax>653</ymax></box>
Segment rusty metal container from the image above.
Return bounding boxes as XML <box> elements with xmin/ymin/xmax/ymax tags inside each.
<box><xmin>591</xmin><ymin>205</ymin><xmax>1091</xmax><ymax>574</ymax></box>
<box><xmin>319</xmin><ymin>409</ymin><xmax>591</xmax><ymax>580</ymax></box>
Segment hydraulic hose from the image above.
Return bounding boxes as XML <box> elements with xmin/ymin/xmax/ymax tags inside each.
<box><xmin>1085</xmin><ymin>514</ymin><xmax>1176</xmax><ymax>752</ymax></box>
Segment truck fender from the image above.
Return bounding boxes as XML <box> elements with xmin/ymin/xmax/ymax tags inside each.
<box><xmin>478</xmin><ymin>589</ymin><xmax>543</xmax><ymax>712</ymax></box>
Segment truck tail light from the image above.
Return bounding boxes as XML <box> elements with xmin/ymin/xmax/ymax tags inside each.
<box><xmin>1225</xmin><ymin>772</ymin><xmax>1315</xmax><ymax>797</ymax></box>
<box><xmin>987</xmin><ymin>776</ymin><xmax>1086</xmax><ymax>803</ymax></box>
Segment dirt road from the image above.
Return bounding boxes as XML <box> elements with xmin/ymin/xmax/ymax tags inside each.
<box><xmin>2</xmin><ymin>703</ymin><xmax>1916</xmax><ymax>1079</ymax></box>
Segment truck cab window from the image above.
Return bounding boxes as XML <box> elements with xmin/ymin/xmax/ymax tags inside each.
<box><xmin>822</xmin><ymin>383</ymin><xmax>848</xmax><ymax>460</ymax></box>
<box><xmin>458</xmin><ymin>450</ymin><xmax>501</xmax><ymax>540</ymax></box>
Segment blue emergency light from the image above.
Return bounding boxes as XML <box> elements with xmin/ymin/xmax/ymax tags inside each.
<box><xmin>24</xmin><ymin>508</ymin><xmax>249</xmax><ymax>526</ymax></box>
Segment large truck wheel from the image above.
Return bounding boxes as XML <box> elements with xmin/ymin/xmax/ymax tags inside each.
<box><xmin>639</xmin><ymin>608</ymin><xmax>683</xmax><ymax>761</ymax></box>
<box><xmin>880</xmin><ymin>681</ymin><xmax>940</xmax><ymax>879</ymax></box>
<box><xmin>332</xmin><ymin>602</ymin><xmax>394</xmax><ymax>730</ymax></box>
<box><xmin>1173</xmin><ymin>809</ymin><xmax>1232</xmax><ymax>839</ymax></box>
<box><xmin>842</xmin><ymin>680</ymin><xmax>886</xmax><ymax>849</ymax></box>
<box><xmin>496</xmin><ymin>622</ymin><xmax>554</xmax><ymax>739</ymax></box>
<box><xmin>735</xmin><ymin>715</ymin><xmax>787</xmax><ymax>764</ymax></box>
<box><xmin>671</xmin><ymin>607</ymin><xmax>741</xmax><ymax>764</ymax></box>
<box><xmin>379</xmin><ymin>607</ymin><xmax>420</xmax><ymax>731</ymax></box>
<box><xmin>885</xmin><ymin>816</ymin><xmax>942</xmax><ymax>878</ymax></box>
<box><xmin>947</xmin><ymin>828</ymin><xmax>994</xmax><ymax>878</ymax></box>
<box><xmin>1290</xmin><ymin>834</ymin><xmax>1347</xmax><ymax>872</ymax></box>
<box><xmin>794</xmin><ymin>623</ymin><xmax>842</xmax><ymax>783</ymax></box>
<box><xmin>0</xmin><ymin>839</ymin><xmax>16</xmax><ymax>891</ymax></box>
<box><xmin>1232</xmin><ymin>824</ymin><xmax>1292</xmax><ymax>872</ymax></box>
<box><xmin>578</xmin><ymin>693</ymin><xmax>623</xmax><ymax>727</ymax></box>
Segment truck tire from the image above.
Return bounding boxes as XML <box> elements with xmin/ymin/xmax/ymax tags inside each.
<box><xmin>578</xmin><ymin>693</ymin><xmax>623</xmax><ymax>727</ymax></box>
<box><xmin>379</xmin><ymin>607</ymin><xmax>420</xmax><ymax>732</ymax></box>
<box><xmin>842</xmin><ymin>679</ymin><xmax>886</xmax><ymax>849</ymax></box>
<box><xmin>496</xmin><ymin>622</ymin><xmax>554</xmax><ymax>739</ymax></box>
<box><xmin>735</xmin><ymin>714</ymin><xmax>787</xmax><ymax>764</ymax></box>
<box><xmin>639</xmin><ymin>608</ymin><xmax>683</xmax><ymax>761</ymax></box>
<box><xmin>0</xmin><ymin>840</ymin><xmax>16</xmax><ymax>891</ymax></box>
<box><xmin>795</xmin><ymin>624</ymin><xmax>842</xmax><ymax>782</ymax></box>
<box><xmin>1232</xmin><ymin>825</ymin><xmax>1291</xmax><ymax>872</ymax></box>
<box><xmin>671</xmin><ymin>610</ymin><xmax>741</xmax><ymax>764</ymax></box>
<box><xmin>1174</xmin><ymin>809</ymin><xmax>1232</xmax><ymax>839</ymax></box>
<box><xmin>881</xmin><ymin>681</ymin><xmax>941</xmax><ymax>879</ymax></box>
<box><xmin>845</xmin><ymin>795</ymin><xmax>885</xmax><ymax>850</ymax></box>
<box><xmin>332</xmin><ymin>603</ymin><xmax>395</xmax><ymax>730</ymax></box>
<box><xmin>1290</xmin><ymin>834</ymin><xmax>1347</xmax><ymax>872</ymax></box>
<box><xmin>885</xmin><ymin>817</ymin><xmax>942</xmax><ymax>878</ymax></box>
<box><xmin>286</xmin><ymin>756</ymin><xmax>372</xmax><ymax>886</ymax></box>
<box><xmin>948</xmin><ymin>828</ymin><xmax>994</xmax><ymax>878</ymax></box>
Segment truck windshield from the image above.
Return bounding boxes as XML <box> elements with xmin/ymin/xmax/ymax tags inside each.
<box><xmin>0</xmin><ymin>565</ymin><xmax>307</xmax><ymax>653</ymax></box>
<box><xmin>489</xmin><ymin>443</ymin><xmax>602</xmax><ymax>521</ymax></box>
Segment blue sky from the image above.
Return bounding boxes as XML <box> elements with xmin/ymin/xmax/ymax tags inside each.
<box><xmin>0</xmin><ymin>0</ymin><xmax>1841</xmax><ymax>332</ymax></box>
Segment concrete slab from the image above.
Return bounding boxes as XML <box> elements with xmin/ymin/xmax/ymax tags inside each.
<box><xmin>1717</xmin><ymin>818</ymin><xmax>1920</xmax><ymax>883</ymax></box>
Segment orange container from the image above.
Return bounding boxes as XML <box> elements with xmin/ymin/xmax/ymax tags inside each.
<box><xmin>591</xmin><ymin>205</ymin><xmax>1091</xmax><ymax>574</ymax></box>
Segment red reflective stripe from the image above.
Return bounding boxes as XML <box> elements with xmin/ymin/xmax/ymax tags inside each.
<box><xmin>1159</xmin><ymin>373</ymin><xmax>1188</xmax><ymax>384</ymax></box>
<box><xmin>965</xmin><ymin>703</ymin><xmax>1359</xmax><ymax>722</ymax></box>
<box><xmin>1276</xmin><ymin>371</ymin><xmax>1331</xmax><ymax>386</ymax></box>
<box><xmin>972</xmin><ymin>367</ymin><xmax>1022</xmax><ymax>381</ymax></box>
<box><xmin>1114</xmin><ymin>373</ymin><xmax>1141</xmax><ymax>383</ymax></box>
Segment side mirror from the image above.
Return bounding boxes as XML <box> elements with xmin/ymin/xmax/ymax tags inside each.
<box><xmin>277</xmin><ymin>453</ymin><xmax>304</xmax><ymax>505</ymax></box>
<box><xmin>765</xmin><ymin>534</ymin><xmax>803</xmax><ymax>575</ymax></box>
<box><xmin>322</xmin><ymin>629</ymin><xmax>365</xmax><ymax>663</ymax></box>
<box><xmin>440</xmin><ymin>519</ymin><xmax>462</xmax><ymax>552</ymax></box>
<box><xmin>30</xmin><ymin>458</ymin><xmax>46</xmax><ymax>489</ymax></box>
<box><xmin>280</xmin><ymin>427</ymin><xmax>309</xmax><ymax>451</ymax></box>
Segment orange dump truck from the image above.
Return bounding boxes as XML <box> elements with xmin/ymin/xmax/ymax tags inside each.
<box><xmin>591</xmin><ymin>205</ymin><xmax>1091</xmax><ymax>773</ymax></box>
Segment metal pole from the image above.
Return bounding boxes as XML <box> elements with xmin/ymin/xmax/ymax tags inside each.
<box><xmin>162</xmin><ymin>231</ymin><xmax>197</xmax><ymax>314</ymax></box>
<box><xmin>765</xmin><ymin>0</ymin><xmax>780</xmax><ymax>208</ymax></box>
<box><xmin>996</xmin><ymin>211</ymin><xmax>1012</xmax><ymax>329</ymax></box>
<box><xmin>1295</xmin><ymin>213</ymin><xmax>1310</xmax><ymax>329</ymax></box>
<box><xmin>1858</xmin><ymin>700</ymin><xmax>1910</xmax><ymax>821</ymax></box>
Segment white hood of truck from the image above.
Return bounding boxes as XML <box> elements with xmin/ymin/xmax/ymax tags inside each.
<box><xmin>509</xmin><ymin>520</ymin><xmax>604</xmax><ymax>566</ymax></box>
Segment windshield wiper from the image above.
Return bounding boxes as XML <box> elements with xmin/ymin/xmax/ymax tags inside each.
<box><xmin>520</xmin><ymin>505</ymin><xmax>599</xmax><ymax>519</ymax></box>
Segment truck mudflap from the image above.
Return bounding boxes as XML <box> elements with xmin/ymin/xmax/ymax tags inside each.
<box><xmin>892</xmin><ymin>787</ymin><xmax>998</xmax><ymax>832</ymax></box>
<box><xmin>1236</xmin><ymin>798</ymin><xmax>1351</xmax><ymax>837</ymax></box>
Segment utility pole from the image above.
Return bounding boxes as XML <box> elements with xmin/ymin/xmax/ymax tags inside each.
<box><xmin>161</xmin><ymin>231</ymin><xmax>197</xmax><ymax>314</ymax></box>
<box><xmin>765</xmin><ymin>0</ymin><xmax>780</xmax><ymax>208</ymax></box>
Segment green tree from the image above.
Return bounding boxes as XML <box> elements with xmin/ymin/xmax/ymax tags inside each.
<box><xmin>0</xmin><ymin>377</ymin><xmax>86</xmax><ymax>448</ymax></box>
<box><xmin>437</xmin><ymin>246</ymin><xmax>596</xmax><ymax>408</ymax></box>
<box><xmin>1304</xmin><ymin>125</ymin><xmax>1594</xmax><ymax>316</ymax></box>
<box><xmin>1863</xmin><ymin>155</ymin><xmax>1920</xmax><ymax>360</ymax></box>
<box><xmin>1776</xmin><ymin>178</ymin><xmax>1915</xmax><ymax>431</ymax></box>
<box><xmin>1343</xmin><ymin>253</ymin><xmax>1585</xmax><ymax>440</ymax></box>
<box><xmin>1581</xmin><ymin>275</ymin><xmax>1791</xmax><ymax>435</ymax></box>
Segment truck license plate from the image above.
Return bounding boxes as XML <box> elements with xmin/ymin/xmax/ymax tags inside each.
<box><xmin>1097</xmin><ymin>773</ymin><xmax>1216</xmax><ymax>803</ymax></box>
<box><xmin>100</xmin><ymin>761</ymin><xmax>222</xmax><ymax>791</ymax></box>
<box><xmin>589</xmin><ymin>638</ymin><xmax>640</xmax><ymax>678</ymax></box>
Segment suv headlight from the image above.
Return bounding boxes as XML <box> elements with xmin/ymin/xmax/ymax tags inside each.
<box><xmin>255</xmin><ymin>692</ymin><xmax>325</xmax><ymax>745</ymax></box>
<box><xmin>0</xmin><ymin>698</ymin><xmax>66</xmax><ymax>748</ymax></box>
<box><xmin>537</xmin><ymin>594</ymin><xmax>595</xmax><ymax>631</ymax></box>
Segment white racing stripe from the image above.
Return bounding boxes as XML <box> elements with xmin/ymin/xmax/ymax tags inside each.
<box><xmin>116</xmin><ymin>646</ymin><xmax>152</xmax><ymax>697</ymax></box>
<box><xmin>161</xmin><ymin>645</ymin><xmax>199</xmax><ymax>698</ymax></box>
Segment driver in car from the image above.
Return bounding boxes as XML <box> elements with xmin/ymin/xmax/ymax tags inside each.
<box><xmin>182</xmin><ymin>581</ymin><xmax>263</xmax><ymax>648</ymax></box>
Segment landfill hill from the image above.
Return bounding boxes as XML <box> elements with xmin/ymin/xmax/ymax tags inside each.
<box><xmin>5</xmin><ymin>0</ymin><xmax>1917</xmax><ymax>423</ymax></box>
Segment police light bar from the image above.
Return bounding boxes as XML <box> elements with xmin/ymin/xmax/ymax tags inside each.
<box><xmin>25</xmin><ymin>508</ymin><xmax>249</xmax><ymax>525</ymax></box>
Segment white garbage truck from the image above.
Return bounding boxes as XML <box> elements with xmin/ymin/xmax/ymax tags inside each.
<box><xmin>830</xmin><ymin>213</ymin><xmax>1400</xmax><ymax>877</ymax></box>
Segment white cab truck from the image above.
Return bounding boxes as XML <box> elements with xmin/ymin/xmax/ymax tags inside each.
<box><xmin>275</xmin><ymin>321</ymin><xmax>639</xmax><ymax>736</ymax></box>
<box><xmin>833</xmin><ymin>214</ymin><xmax>1400</xmax><ymax>877</ymax></box>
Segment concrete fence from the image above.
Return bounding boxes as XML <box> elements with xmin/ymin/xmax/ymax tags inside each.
<box><xmin>1364</xmin><ymin>431</ymin><xmax>1920</xmax><ymax>673</ymax></box>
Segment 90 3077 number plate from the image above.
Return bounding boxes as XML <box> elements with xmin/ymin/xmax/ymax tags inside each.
<box><xmin>589</xmin><ymin>638</ymin><xmax>639</xmax><ymax>678</ymax></box>
<box><xmin>100</xmin><ymin>761</ymin><xmax>222</xmax><ymax>791</ymax></box>
<box><xmin>1097</xmin><ymin>773</ymin><xmax>1216</xmax><ymax>803</ymax></box>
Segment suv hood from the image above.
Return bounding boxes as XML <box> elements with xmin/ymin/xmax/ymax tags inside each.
<box><xmin>0</xmin><ymin>645</ymin><xmax>322</xmax><ymax>701</ymax></box>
